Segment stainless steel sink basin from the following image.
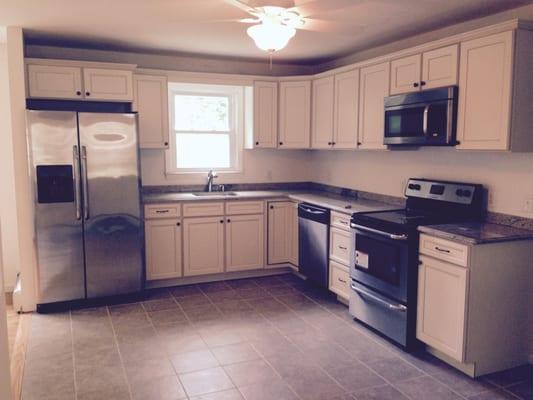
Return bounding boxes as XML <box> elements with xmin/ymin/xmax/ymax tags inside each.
<box><xmin>192</xmin><ymin>192</ymin><xmax>238</xmax><ymax>197</ymax></box>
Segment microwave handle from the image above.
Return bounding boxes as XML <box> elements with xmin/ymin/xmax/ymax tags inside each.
<box><xmin>422</xmin><ymin>104</ymin><xmax>430</xmax><ymax>136</ymax></box>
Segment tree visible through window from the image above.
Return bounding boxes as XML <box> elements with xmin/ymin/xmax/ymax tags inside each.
<box><xmin>168</xmin><ymin>83</ymin><xmax>243</xmax><ymax>173</ymax></box>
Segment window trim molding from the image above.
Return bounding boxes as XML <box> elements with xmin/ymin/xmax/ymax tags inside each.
<box><xmin>165</xmin><ymin>82</ymin><xmax>244</xmax><ymax>175</ymax></box>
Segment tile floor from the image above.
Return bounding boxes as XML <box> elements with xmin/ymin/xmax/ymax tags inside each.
<box><xmin>22</xmin><ymin>273</ymin><xmax>532</xmax><ymax>400</ymax></box>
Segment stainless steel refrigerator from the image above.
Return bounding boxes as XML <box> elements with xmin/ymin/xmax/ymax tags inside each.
<box><xmin>27</xmin><ymin>110</ymin><xmax>143</xmax><ymax>307</ymax></box>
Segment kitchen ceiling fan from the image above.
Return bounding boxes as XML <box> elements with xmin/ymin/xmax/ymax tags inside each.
<box><xmin>225</xmin><ymin>0</ymin><xmax>364</xmax><ymax>53</ymax></box>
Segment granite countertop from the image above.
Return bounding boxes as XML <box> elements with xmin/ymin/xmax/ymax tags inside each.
<box><xmin>419</xmin><ymin>222</ymin><xmax>533</xmax><ymax>245</ymax></box>
<box><xmin>143</xmin><ymin>190</ymin><xmax>394</xmax><ymax>215</ymax></box>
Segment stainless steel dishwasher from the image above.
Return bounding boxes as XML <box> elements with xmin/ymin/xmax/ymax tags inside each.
<box><xmin>298</xmin><ymin>203</ymin><xmax>330</xmax><ymax>288</ymax></box>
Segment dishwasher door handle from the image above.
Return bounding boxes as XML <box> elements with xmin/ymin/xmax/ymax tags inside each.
<box><xmin>298</xmin><ymin>204</ymin><xmax>328</xmax><ymax>216</ymax></box>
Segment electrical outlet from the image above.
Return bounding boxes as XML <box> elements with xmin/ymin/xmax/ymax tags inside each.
<box><xmin>524</xmin><ymin>195</ymin><xmax>533</xmax><ymax>213</ymax></box>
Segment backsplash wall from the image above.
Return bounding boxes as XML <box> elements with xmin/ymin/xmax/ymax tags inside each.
<box><xmin>310</xmin><ymin>148</ymin><xmax>533</xmax><ymax>218</ymax></box>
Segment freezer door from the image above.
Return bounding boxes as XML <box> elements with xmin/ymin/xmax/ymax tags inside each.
<box><xmin>78</xmin><ymin>113</ymin><xmax>143</xmax><ymax>298</ymax></box>
<box><xmin>27</xmin><ymin>110</ymin><xmax>86</xmax><ymax>304</ymax></box>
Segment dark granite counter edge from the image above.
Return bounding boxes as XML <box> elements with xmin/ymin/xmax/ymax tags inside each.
<box><xmin>142</xmin><ymin>181</ymin><xmax>533</xmax><ymax>231</ymax></box>
<box><xmin>418</xmin><ymin>225</ymin><xmax>533</xmax><ymax>245</ymax></box>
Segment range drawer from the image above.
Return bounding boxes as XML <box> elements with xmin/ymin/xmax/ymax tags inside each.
<box><xmin>225</xmin><ymin>200</ymin><xmax>264</xmax><ymax>215</ymax></box>
<box><xmin>329</xmin><ymin>227</ymin><xmax>352</xmax><ymax>266</ymax></box>
<box><xmin>183</xmin><ymin>202</ymin><xmax>224</xmax><ymax>217</ymax></box>
<box><xmin>144</xmin><ymin>203</ymin><xmax>180</xmax><ymax>219</ymax></box>
<box><xmin>419</xmin><ymin>234</ymin><xmax>469</xmax><ymax>267</ymax></box>
<box><xmin>329</xmin><ymin>261</ymin><xmax>350</xmax><ymax>300</ymax></box>
<box><xmin>330</xmin><ymin>211</ymin><xmax>351</xmax><ymax>232</ymax></box>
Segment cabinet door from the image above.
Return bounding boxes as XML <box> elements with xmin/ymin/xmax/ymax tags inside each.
<box><xmin>27</xmin><ymin>64</ymin><xmax>83</xmax><ymax>100</ymax></box>
<box><xmin>253</xmin><ymin>81</ymin><xmax>278</xmax><ymax>148</ymax></box>
<box><xmin>329</xmin><ymin>261</ymin><xmax>350</xmax><ymax>300</ymax></box>
<box><xmin>390</xmin><ymin>54</ymin><xmax>421</xmax><ymax>95</ymax></box>
<box><xmin>417</xmin><ymin>256</ymin><xmax>468</xmax><ymax>362</ymax></box>
<box><xmin>421</xmin><ymin>45</ymin><xmax>459</xmax><ymax>90</ymax></box>
<box><xmin>333</xmin><ymin>69</ymin><xmax>360</xmax><ymax>149</ymax></box>
<box><xmin>279</xmin><ymin>80</ymin><xmax>311</xmax><ymax>149</ymax></box>
<box><xmin>456</xmin><ymin>31</ymin><xmax>513</xmax><ymax>150</ymax></box>
<box><xmin>329</xmin><ymin>227</ymin><xmax>352</xmax><ymax>267</ymax></box>
<box><xmin>311</xmin><ymin>76</ymin><xmax>335</xmax><ymax>149</ymax></box>
<box><xmin>183</xmin><ymin>217</ymin><xmax>225</xmax><ymax>276</ymax></box>
<box><xmin>226</xmin><ymin>214</ymin><xmax>264</xmax><ymax>272</ymax></box>
<box><xmin>83</xmin><ymin>68</ymin><xmax>134</xmax><ymax>101</ymax></box>
<box><xmin>289</xmin><ymin>202</ymin><xmax>299</xmax><ymax>267</ymax></box>
<box><xmin>134</xmin><ymin>74</ymin><xmax>169</xmax><ymax>149</ymax></box>
<box><xmin>358</xmin><ymin>62</ymin><xmax>390</xmax><ymax>150</ymax></box>
<box><xmin>267</xmin><ymin>202</ymin><xmax>293</xmax><ymax>264</ymax></box>
<box><xmin>145</xmin><ymin>219</ymin><xmax>182</xmax><ymax>280</ymax></box>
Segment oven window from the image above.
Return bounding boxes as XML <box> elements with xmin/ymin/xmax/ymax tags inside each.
<box><xmin>385</xmin><ymin>106</ymin><xmax>425</xmax><ymax>138</ymax></box>
<box><xmin>355</xmin><ymin>234</ymin><xmax>401</xmax><ymax>286</ymax></box>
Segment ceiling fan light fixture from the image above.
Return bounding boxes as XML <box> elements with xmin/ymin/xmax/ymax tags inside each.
<box><xmin>247</xmin><ymin>21</ymin><xmax>296</xmax><ymax>52</ymax></box>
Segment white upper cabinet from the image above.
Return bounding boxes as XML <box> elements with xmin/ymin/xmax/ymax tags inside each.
<box><xmin>253</xmin><ymin>81</ymin><xmax>278</xmax><ymax>148</ymax></box>
<box><xmin>311</xmin><ymin>76</ymin><xmax>335</xmax><ymax>149</ymax></box>
<box><xmin>27</xmin><ymin>64</ymin><xmax>83</xmax><ymax>100</ymax></box>
<box><xmin>390</xmin><ymin>45</ymin><xmax>458</xmax><ymax>95</ymax></box>
<box><xmin>83</xmin><ymin>68</ymin><xmax>133</xmax><ymax>101</ymax></box>
<box><xmin>133</xmin><ymin>74</ymin><xmax>169</xmax><ymax>149</ymax></box>
<box><xmin>390</xmin><ymin>54</ymin><xmax>422</xmax><ymax>95</ymax></box>
<box><xmin>279</xmin><ymin>80</ymin><xmax>311</xmax><ymax>149</ymax></box>
<box><xmin>422</xmin><ymin>45</ymin><xmax>459</xmax><ymax>90</ymax></box>
<box><xmin>457</xmin><ymin>31</ymin><xmax>513</xmax><ymax>151</ymax></box>
<box><xmin>358</xmin><ymin>62</ymin><xmax>390</xmax><ymax>150</ymax></box>
<box><xmin>333</xmin><ymin>69</ymin><xmax>360</xmax><ymax>149</ymax></box>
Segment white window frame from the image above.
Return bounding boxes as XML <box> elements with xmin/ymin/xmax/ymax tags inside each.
<box><xmin>166</xmin><ymin>82</ymin><xmax>244</xmax><ymax>174</ymax></box>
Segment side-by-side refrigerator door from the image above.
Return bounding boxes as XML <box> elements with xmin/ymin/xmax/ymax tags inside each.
<box><xmin>27</xmin><ymin>110</ymin><xmax>86</xmax><ymax>304</ymax></box>
<box><xmin>78</xmin><ymin>112</ymin><xmax>142</xmax><ymax>298</ymax></box>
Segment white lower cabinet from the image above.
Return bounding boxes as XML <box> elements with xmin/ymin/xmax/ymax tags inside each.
<box><xmin>329</xmin><ymin>227</ymin><xmax>352</xmax><ymax>266</ymax></box>
<box><xmin>183</xmin><ymin>216</ymin><xmax>225</xmax><ymax>276</ymax></box>
<box><xmin>417</xmin><ymin>255</ymin><xmax>468</xmax><ymax>362</ymax></box>
<box><xmin>145</xmin><ymin>218</ymin><xmax>182</xmax><ymax>280</ymax></box>
<box><xmin>226</xmin><ymin>214</ymin><xmax>264</xmax><ymax>272</ymax></box>
<box><xmin>329</xmin><ymin>261</ymin><xmax>350</xmax><ymax>301</ymax></box>
<box><xmin>267</xmin><ymin>201</ymin><xmax>298</xmax><ymax>266</ymax></box>
<box><xmin>328</xmin><ymin>212</ymin><xmax>353</xmax><ymax>302</ymax></box>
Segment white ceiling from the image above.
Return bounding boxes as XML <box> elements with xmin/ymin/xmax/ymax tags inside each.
<box><xmin>0</xmin><ymin>0</ymin><xmax>530</xmax><ymax>63</ymax></box>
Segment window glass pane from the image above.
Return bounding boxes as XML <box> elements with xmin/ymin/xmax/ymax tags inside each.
<box><xmin>174</xmin><ymin>95</ymin><xmax>229</xmax><ymax>131</ymax></box>
<box><xmin>176</xmin><ymin>133</ymin><xmax>231</xmax><ymax>169</ymax></box>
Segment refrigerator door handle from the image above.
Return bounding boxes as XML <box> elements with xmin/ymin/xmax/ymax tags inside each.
<box><xmin>81</xmin><ymin>145</ymin><xmax>90</xmax><ymax>220</ymax></box>
<box><xmin>72</xmin><ymin>145</ymin><xmax>81</xmax><ymax>220</ymax></box>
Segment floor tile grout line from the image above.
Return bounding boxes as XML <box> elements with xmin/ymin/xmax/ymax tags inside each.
<box><xmin>69</xmin><ymin>310</ymin><xmax>78</xmax><ymax>400</ymax></box>
<box><xmin>107</xmin><ymin>306</ymin><xmax>135</xmax><ymax>400</ymax></box>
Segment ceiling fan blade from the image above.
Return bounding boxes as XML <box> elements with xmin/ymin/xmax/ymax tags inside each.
<box><xmin>224</xmin><ymin>0</ymin><xmax>259</xmax><ymax>15</ymax></box>
<box><xmin>240</xmin><ymin>18</ymin><xmax>262</xmax><ymax>23</ymax></box>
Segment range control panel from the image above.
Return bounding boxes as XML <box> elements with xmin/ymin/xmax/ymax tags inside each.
<box><xmin>404</xmin><ymin>178</ymin><xmax>479</xmax><ymax>205</ymax></box>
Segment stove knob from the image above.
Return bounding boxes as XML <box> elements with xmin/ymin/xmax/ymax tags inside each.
<box><xmin>408</xmin><ymin>183</ymin><xmax>421</xmax><ymax>190</ymax></box>
<box><xmin>456</xmin><ymin>189</ymin><xmax>464</xmax><ymax>197</ymax></box>
<box><xmin>463</xmin><ymin>190</ymin><xmax>472</xmax><ymax>197</ymax></box>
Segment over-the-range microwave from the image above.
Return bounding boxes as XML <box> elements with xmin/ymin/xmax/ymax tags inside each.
<box><xmin>384</xmin><ymin>86</ymin><xmax>458</xmax><ymax>146</ymax></box>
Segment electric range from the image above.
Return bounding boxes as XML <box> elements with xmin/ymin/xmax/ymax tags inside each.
<box><xmin>348</xmin><ymin>178</ymin><xmax>484</xmax><ymax>349</ymax></box>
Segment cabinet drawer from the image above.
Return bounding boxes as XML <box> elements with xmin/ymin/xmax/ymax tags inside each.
<box><xmin>145</xmin><ymin>204</ymin><xmax>180</xmax><ymax>219</ymax></box>
<box><xmin>419</xmin><ymin>234</ymin><xmax>468</xmax><ymax>267</ymax></box>
<box><xmin>330</xmin><ymin>227</ymin><xmax>353</xmax><ymax>266</ymax></box>
<box><xmin>330</xmin><ymin>211</ymin><xmax>351</xmax><ymax>232</ymax></box>
<box><xmin>183</xmin><ymin>202</ymin><xmax>224</xmax><ymax>217</ymax></box>
<box><xmin>329</xmin><ymin>261</ymin><xmax>350</xmax><ymax>300</ymax></box>
<box><xmin>225</xmin><ymin>201</ymin><xmax>264</xmax><ymax>215</ymax></box>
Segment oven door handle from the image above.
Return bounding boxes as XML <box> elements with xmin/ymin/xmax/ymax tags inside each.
<box><xmin>350</xmin><ymin>223</ymin><xmax>408</xmax><ymax>241</ymax></box>
<box><xmin>351</xmin><ymin>283</ymin><xmax>407</xmax><ymax>312</ymax></box>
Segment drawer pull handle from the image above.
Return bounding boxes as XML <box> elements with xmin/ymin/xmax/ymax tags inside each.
<box><xmin>156</xmin><ymin>210</ymin><xmax>170</xmax><ymax>213</ymax></box>
<box><xmin>338</xmin><ymin>246</ymin><xmax>347</xmax><ymax>250</ymax></box>
<box><xmin>338</xmin><ymin>277</ymin><xmax>347</xmax><ymax>284</ymax></box>
<box><xmin>435</xmin><ymin>246</ymin><xmax>451</xmax><ymax>253</ymax></box>
<box><xmin>339</xmin><ymin>221</ymin><xmax>348</xmax><ymax>225</ymax></box>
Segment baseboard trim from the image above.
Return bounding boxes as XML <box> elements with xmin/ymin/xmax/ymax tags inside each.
<box><xmin>11</xmin><ymin>312</ymin><xmax>31</xmax><ymax>400</ymax></box>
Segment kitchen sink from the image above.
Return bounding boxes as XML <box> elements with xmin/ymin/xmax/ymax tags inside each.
<box><xmin>192</xmin><ymin>192</ymin><xmax>238</xmax><ymax>197</ymax></box>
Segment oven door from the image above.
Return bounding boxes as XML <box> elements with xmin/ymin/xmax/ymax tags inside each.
<box><xmin>350</xmin><ymin>224</ymin><xmax>410</xmax><ymax>303</ymax></box>
<box><xmin>384</xmin><ymin>100</ymin><xmax>452</xmax><ymax>146</ymax></box>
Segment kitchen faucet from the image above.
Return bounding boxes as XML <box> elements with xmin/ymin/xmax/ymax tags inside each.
<box><xmin>207</xmin><ymin>170</ymin><xmax>218</xmax><ymax>192</ymax></box>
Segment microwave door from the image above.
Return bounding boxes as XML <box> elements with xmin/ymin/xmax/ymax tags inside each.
<box><xmin>384</xmin><ymin>103</ymin><xmax>427</xmax><ymax>145</ymax></box>
<box><xmin>425</xmin><ymin>100</ymin><xmax>454</xmax><ymax>144</ymax></box>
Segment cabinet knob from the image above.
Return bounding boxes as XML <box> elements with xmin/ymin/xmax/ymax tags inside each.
<box><xmin>332</xmin><ymin>142</ymin><xmax>336</xmax><ymax>146</ymax></box>
<box><xmin>76</xmin><ymin>91</ymin><xmax>82</xmax><ymax>96</ymax></box>
<box><xmin>176</xmin><ymin>222</ymin><xmax>180</xmax><ymax>226</ymax></box>
<box><xmin>164</xmin><ymin>142</ymin><xmax>168</xmax><ymax>146</ymax></box>
<box><xmin>255</xmin><ymin>141</ymin><xmax>259</xmax><ymax>145</ymax></box>
<box><xmin>227</xmin><ymin>219</ymin><xmax>231</xmax><ymax>223</ymax></box>
<box><xmin>357</xmin><ymin>142</ymin><xmax>362</xmax><ymax>146</ymax></box>
<box><xmin>279</xmin><ymin>142</ymin><xmax>283</xmax><ymax>146</ymax></box>
<box><xmin>413</xmin><ymin>82</ymin><xmax>419</xmax><ymax>88</ymax></box>
<box><xmin>420</xmin><ymin>81</ymin><xmax>426</xmax><ymax>86</ymax></box>
<box><xmin>327</xmin><ymin>142</ymin><xmax>332</xmax><ymax>145</ymax></box>
<box><xmin>85</xmin><ymin>92</ymin><xmax>91</xmax><ymax>96</ymax></box>
<box><xmin>220</xmin><ymin>219</ymin><xmax>224</xmax><ymax>224</ymax></box>
<box><xmin>269</xmin><ymin>205</ymin><xmax>274</xmax><ymax>209</ymax></box>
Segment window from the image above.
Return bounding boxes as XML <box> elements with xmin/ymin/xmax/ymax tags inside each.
<box><xmin>167</xmin><ymin>83</ymin><xmax>244</xmax><ymax>173</ymax></box>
